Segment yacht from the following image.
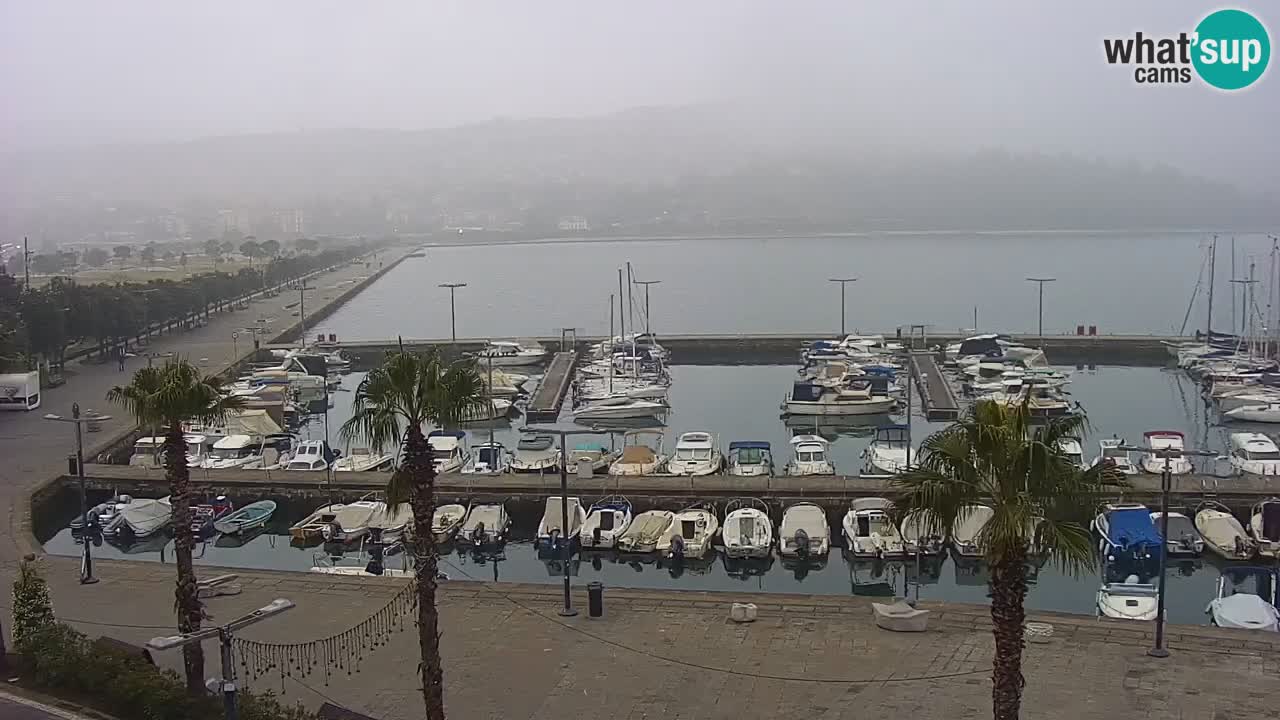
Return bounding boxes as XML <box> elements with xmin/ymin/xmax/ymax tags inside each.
<box><xmin>726</xmin><ymin>441</ymin><xmax>774</xmax><ymax>476</ymax></box>
<box><xmin>1195</xmin><ymin>501</ymin><xmax>1257</xmax><ymax>560</ymax></box>
<box><xmin>1150</xmin><ymin>511</ymin><xmax>1204</xmax><ymax>556</ymax></box>
<box><xmin>783</xmin><ymin>379</ymin><xmax>896</xmax><ymax>416</ymax></box>
<box><xmin>864</xmin><ymin>425</ymin><xmax>911</xmax><ymax>475</ymax></box>
<box><xmin>565</xmin><ymin>442</ymin><xmax>617</xmax><ymax>474</ymax></box>
<box><xmin>426</xmin><ymin>430</ymin><xmax>468</xmax><ymax>474</ymax></box>
<box><xmin>199</xmin><ymin>435</ymin><xmax>263</xmax><ymax>469</ymax></box>
<box><xmin>572</xmin><ymin>396</ymin><xmax>668</xmax><ymax>422</ymax></box>
<box><xmin>842</xmin><ymin>498</ymin><xmax>907</xmax><ymax>559</ymax></box>
<box><xmin>1057</xmin><ymin>438</ymin><xmax>1088</xmax><ymax>470</ymax></box>
<box><xmin>461</xmin><ymin>441</ymin><xmax>507</xmax><ymax>475</ymax></box>
<box><xmin>1229</xmin><ymin>433</ymin><xmax>1280</xmax><ymax>476</ymax></box>
<box><xmin>784</xmin><ymin>435</ymin><xmax>835</xmax><ymax>476</ymax></box>
<box><xmin>1250</xmin><ymin>498</ymin><xmax>1280</xmax><ymax>559</ymax></box>
<box><xmin>535</xmin><ymin>497</ymin><xmax>587</xmax><ymax>553</ymax></box>
<box><xmin>333</xmin><ymin>446</ymin><xmax>395</xmax><ymax>472</ymax></box>
<box><xmin>952</xmin><ymin>505</ymin><xmax>994</xmax><ymax>557</ymax></box>
<box><xmin>666</xmin><ymin>432</ymin><xmax>723</xmax><ymax>476</ymax></box>
<box><xmin>1139</xmin><ymin>431</ymin><xmax>1193</xmax><ymax>474</ymax></box>
<box><xmin>459</xmin><ymin>398</ymin><xmax>514</xmax><ymax>423</ymax></box>
<box><xmin>460</xmin><ymin>503</ymin><xmax>510</xmax><ymax>548</ymax></box>
<box><xmin>1206</xmin><ymin>567</ymin><xmax>1279</xmax><ymax>631</ymax></box>
<box><xmin>1094</xmin><ymin>503</ymin><xmax>1162</xmax><ymax>563</ymax></box>
<box><xmin>658</xmin><ymin>505</ymin><xmax>719</xmax><ymax>560</ymax></box>
<box><xmin>285</xmin><ymin>440</ymin><xmax>334</xmax><ymax>471</ymax></box>
<box><xmin>1224</xmin><ymin>403</ymin><xmax>1280</xmax><ymax>423</ymax></box>
<box><xmin>1091</xmin><ymin>438</ymin><xmax>1138</xmax><ymax>475</ymax></box>
<box><xmin>473</xmin><ymin>340</ymin><xmax>547</xmax><ymax>367</ymax></box>
<box><xmin>617</xmin><ymin>510</ymin><xmax>675</xmax><ymax>553</ymax></box>
<box><xmin>778</xmin><ymin>503</ymin><xmax>831</xmax><ymax>559</ymax></box>
<box><xmin>1217</xmin><ymin>390</ymin><xmax>1280</xmax><ymax>412</ymax></box>
<box><xmin>510</xmin><ymin>434</ymin><xmax>560</xmax><ymax>474</ymax></box>
<box><xmin>581</xmin><ymin>496</ymin><xmax>633</xmax><ymax>549</ymax></box>
<box><xmin>722</xmin><ymin>499</ymin><xmax>773</xmax><ymax>559</ymax></box>
<box><xmin>608</xmin><ymin>431</ymin><xmax>665</xmax><ymax>475</ymax></box>
<box><xmin>128</xmin><ymin>437</ymin><xmax>165</xmax><ymax>467</ymax></box>
<box><xmin>431</xmin><ymin>503</ymin><xmax>467</xmax><ymax>543</ymax></box>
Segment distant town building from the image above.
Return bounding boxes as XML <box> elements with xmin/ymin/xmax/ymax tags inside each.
<box><xmin>217</xmin><ymin>209</ymin><xmax>251</xmax><ymax>235</ymax></box>
<box><xmin>275</xmin><ymin>209</ymin><xmax>306</xmax><ymax>237</ymax></box>
<box><xmin>557</xmin><ymin>216</ymin><xmax>590</xmax><ymax>232</ymax></box>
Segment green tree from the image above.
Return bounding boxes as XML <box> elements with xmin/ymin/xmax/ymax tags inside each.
<box><xmin>891</xmin><ymin>400</ymin><xmax>1113</xmax><ymax>720</ymax></box>
<box><xmin>30</xmin><ymin>254</ymin><xmax>61</xmax><ymax>275</ymax></box>
<box><xmin>83</xmin><ymin>247</ymin><xmax>110</xmax><ymax>267</ymax></box>
<box><xmin>112</xmin><ymin>245</ymin><xmax>132</xmax><ymax>262</ymax></box>
<box><xmin>106</xmin><ymin>361</ymin><xmax>246</xmax><ymax>696</ymax></box>
<box><xmin>12</xmin><ymin>558</ymin><xmax>55</xmax><ymax>654</ymax></box>
<box><xmin>239</xmin><ymin>239</ymin><xmax>261</xmax><ymax>265</ymax></box>
<box><xmin>339</xmin><ymin>351</ymin><xmax>485</xmax><ymax>720</ymax></box>
<box><xmin>203</xmin><ymin>239</ymin><xmax>221</xmax><ymax>259</ymax></box>
<box><xmin>258</xmin><ymin>238</ymin><xmax>280</xmax><ymax>257</ymax></box>
<box><xmin>294</xmin><ymin>237</ymin><xmax>319</xmax><ymax>253</ymax></box>
<box><xmin>140</xmin><ymin>243</ymin><xmax>157</xmax><ymax>264</ymax></box>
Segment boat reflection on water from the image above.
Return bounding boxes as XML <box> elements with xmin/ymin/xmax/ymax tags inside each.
<box><xmin>215</xmin><ymin>526</ymin><xmax>271</xmax><ymax>549</ymax></box>
<box><xmin>722</xmin><ymin>553</ymin><xmax>775</xmax><ymax>581</ymax></box>
<box><xmin>780</xmin><ymin>551</ymin><xmax>829</xmax><ymax>581</ymax></box>
<box><xmin>783</xmin><ymin>414</ymin><xmax>897</xmax><ymax>441</ymax></box>
<box><xmin>846</xmin><ymin>553</ymin><xmax>944</xmax><ymax>597</ymax></box>
<box><xmin>108</xmin><ymin>532</ymin><xmax>172</xmax><ymax>556</ymax></box>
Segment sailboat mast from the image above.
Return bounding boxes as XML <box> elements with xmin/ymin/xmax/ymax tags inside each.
<box><xmin>626</xmin><ymin>261</ymin><xmax>635</xmax><ymax>340</ymax></box>
<box><xmin>1231</xmin><ymin>235</ymin><xmax>1238</xmax><ymax>335</ymax></box>
<box><xmin>608</xmin><ymin>293</ymin><xmax>615</xmax><ymax>394</ymax></box>
<box><xmin>1206</xmin><ymin>234</ymin><xmax>1217</xmax><ymax>341</ymax></box>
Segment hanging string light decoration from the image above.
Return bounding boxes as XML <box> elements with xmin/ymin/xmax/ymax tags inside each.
<box><xmin>233</xmin><ymin>581</ymin><xmax>418</xmax><ymax>692</ymax></box>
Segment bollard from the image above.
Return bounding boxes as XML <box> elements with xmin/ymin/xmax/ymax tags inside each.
<box><xmin>587</xmin><ymin>581</ymin><xmax>604</xmax><ymax>618</ymax></box>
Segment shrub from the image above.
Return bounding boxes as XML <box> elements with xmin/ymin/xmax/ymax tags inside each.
<box><xmin>12</xmin><ymin>559</ymin><xmax>55</xmax><ymax>654</ymax></box>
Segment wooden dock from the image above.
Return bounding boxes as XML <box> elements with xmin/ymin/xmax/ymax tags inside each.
<box><xmin>910</xmin><ymin>351</ymin><xmax>961</xmax><ymax>421</ymax></box>
<box><xmin>525</xmin><ymin>351</ymin><xmax>577</xmax><ymax>422</ymax></box>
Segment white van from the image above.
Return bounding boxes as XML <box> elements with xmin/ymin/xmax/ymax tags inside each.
<box><xmin>0</xmin><ymin>372</ymin><xmax>41</xmax><ymax>411</ymax></box>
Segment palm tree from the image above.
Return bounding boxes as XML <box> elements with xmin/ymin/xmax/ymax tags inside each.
<box><xmin>891</xmin><ymin>400</ymin><xmax>1115</xmax><ymax>720</ymax></box>
<box><xmin>107</xmin><ymin>360</ymin><xmax>245</xmax><ymax>695</ymax></box>
<box><xmin>339</xmin><ymin>350</ymin><xmax>484</xmax><ymax>720</ymax></box>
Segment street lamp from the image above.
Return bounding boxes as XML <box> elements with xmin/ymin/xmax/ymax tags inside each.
<box><xmin>633</xmin><ymin>280</ymin><xmax>661</xmax><ymax>337</ymax></box>
<box><xmin>439</xmin><ymin>282</ymin><xmax>467</xmax><ymax>343</ymax></box>
<box><xmin>147</xmin><ymin>598</ymin><xmax>295</xmax><ymax>720</ymax></box>
<box><xmin>1115</xmin><ymin>442</ymin><xmax>1217</xmax><ymax>658</ymax></box>
<box><xmin>827</xmin><ymin>278</ymin><xmax>857</xmax><ymax>336</ymax></box>
<box><xmin>520</xmin><ymin>425</ymin><xmax>612</xmax><ymax>616</ymax></box>
<box><xmin>1025</xmin><ymin>277</ymin><xmax>1056</xmax><ymax>348</ymax></box>
<box><xmin>44</xmin><ymin>403</ymin><xmax>112</xmax><ymax>584</ymax></box>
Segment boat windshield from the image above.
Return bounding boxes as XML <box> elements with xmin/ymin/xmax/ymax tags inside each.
<box><xmin>735</xmin><ymin>448</ymin><xmax>765</xmax><ymax>464</ymax></box>
<box><xmin>798</xmin><ymin>450</ymin><xmax>825</xmax><ymax>462</ymax></box>
<box><xmin>676</xmin><ymin>448</ymin><xmax>711</xmax><ymax>461</ymax></box>
<box><xmin>186</xmin><ymin>441</ymin><xmax>204</xmax><ymax>456</ymax></box>
<box><xmin>212</xmin><ymin>446</ymin><xmax>255</xmax><ymax>459</ymax></box>
<box><xmin>477</xmin><ymin>448</ymin><xmax>498</xmax><ymax>464</ymax></box>
<box><xmin>1065</xmin><ymin>452</ymin><xmax>1083</xmax><ymax>465</ymax></box>
<box><xmin>1103</xmin><ymin>447</ymin><xmax>1127</xmax><ymax>459</ymax></box>
<box><xmin>1248</xmin><ymin>450</ymin><xmax>1280</xmax><ymax>460</ymax></box>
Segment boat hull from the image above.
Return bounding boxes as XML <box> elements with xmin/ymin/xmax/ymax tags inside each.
<box><xmin>784</xmin><ymin>398</ymin><xmax>895</xmax><ymax>416</ymax></box>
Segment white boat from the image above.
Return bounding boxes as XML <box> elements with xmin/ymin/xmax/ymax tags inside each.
<box><xmin>608</xmin><ymin>431</ymin><xmax>665</xmax><ymax>476</ymax></box>
<box><xmin>1250</xmin><ymin>498</ymin><xmax>1280</xmax><ymax>559</ymax></box>
<box><xmin>461</xmin><ymin>442</ymin><xmax>507</xmax><ymax>475</ymax></box>
<box><xmin>864</xmin><ymin>425</ymin><xmax>911</xmax><ymax>475</ymax></box>
<box><xmin>536</xmin><ymin>497</ymin><xmax>587</xmax><ymax>552</ymax></box>
<box><xmin>726</xmin><ymin>441</ymin><xmax>773</xmax><ymax>476</ymax></box>
<box><xmin>1057</xmin><ymin>438</ymin><xmax>1088</xmax><ymax>470</ymax></box>
<box><xmin>783</xmin><ymin>380</ymin><xmax>896</xmax><ymax>417</ymax></box>
<box><xmin>473</xmin><ymin>340</ymin><xmax>547</xmax><ymax>367</ymax></box>
<box><xmin>658</xmin><ymin>505</ymin><xmax>719</xmax><ymax>559</ymax></box>
<box><xmin>1091</xmin><ymin>437</ymin><xmax>1138</xmax><ymax>475</ymax></box>
<box><xmin>784</xmin><ymin>435</ymin><xmax>835</xmax><ymax>476</ymax></box>
<box><xmin>184</xmin><ymin>433</ymin><xmax>216</xmax><ymax>466</ymax></box>
<box><xmin>722</xmin><ymin>499</ymin><xmax>773</xmax><ymax>559</ymax></box>
<box><xmin>431</xmin><ymin>503</ymin><xmax>467</xmax><ymax>543</ymax></box>
<box><xmin>1206</xmin><ymin>567</ymin><xmax>1279</xmax><ymax>632</ymax></box>
<box><xmin>322</xmin><ymin>500</ymin><xmax>380</xmax><ymax>543</ymax></box>
<box><xmin>900</xmin><ymin>510</ymin><xmax>946</xmax><ymax>556</ymax></box>
<box><xmin>565</xmin><ymin>442</ymin><xmax>617</xmax><ymax>474</ymax></box>
<box><xmin>617</xmin><ymin>510</ymin><xmax>674</xmax><ymax>553</ymax></box>
<box><xmin>778</xmin><ymin>503</ymin><xmax>831</xmax><ymax>558</ymax></box>
<box><xmin>1195</xmin><ymin>501</ymin><xmax>1257</xmax><ymax>561</ymax></box>
<box><xmin>1150</xmin><ymin>511</ymin><xmax>1204</xmax><ymax>556</ymax></box>
<box><xmin>483</xmin><ymin>369</ymin><xmax>527</xmax><ymax>398</ymax></box>
<box><xmin>118</xmin><ymin>497</ymin><xmax>172</xmax><ymax>537</ymax></box>
<box><xmin>290</xmin><ymin>503</ymin><xmax>345</xmax><ymax>542</ymax></box>
<box><xmin>368</xmin><ymin>502</ymin><xmax>413</xmax><ymax>541</ymax></box>
<box><xmin>285</xmin><ymin>440</ymin><xmax>334</xmax><ymax>471</ymax></box>
<box><xmin>1097</xmin><ymin>576</ymin><xmax>1158</xmax><ymax>621</ymax></box>
<box><xmin>1139</xmin><ymin>431</ymin><xmax>1193</xmax><ymax>474</ymax></box>
<box><xmin>1217</xmin><ymin>390</ymin><xmax>1280</xmax><ymax>412</ymax></box>
<box><xmin>333</xmin><ymin>447</ymin><xmax>395</xmax><ymax>472</ymax></box>
<box><xmin>1225</xmin><ymin>403</ymin><xmax>1280</xmax><ymax>423</ymax></box>
<box><xmin>459</xmin><ymin>503</ymin><xmax>510</xmax><ymax>547</ymax></box>
<box><xmin>128</xmin><ymin>437</ymin><xmax>165</xmax><ymax>467</ymax></box>
<box><xmin>510</xmin><ymin>434</ymin><xmax>560</xmax><ymax>474</ymax></box>
<box><xmin>953</xmin><ymin>505</ymin><xmax>994</xmax><ymax>557</ymax></box>
<box><xmin>460</xmin><ymin>398</ymin><xmax>514</xmax><ymax>423</ymax></box>
<box><xmin>842</xmin><ymin>498</ymin><xmax>907</xmax><ymax>559</ymax></box>
<box><xmin>572</xmin><ymin>396</ymin><xmax>668</xmax><ymax>422</ymax></box>
<box><xmin>666</xmin><ymin>432</ymin><xmax>723</xmax><ymax>476</ymax></box>
<box><xmin>199</xmin><ymin>434</ymin><xmax>264</xmax><ymax>469</ymax></box>
<box><xmin>427</xmin><ymin>430</ymin><xmax>468</xmax><ymax>474</ymax></box>
<box><xmin>1229</xmin><ymin>433</ymin><xmax>1280</xmax><ymax>476</ymax></box>
<box><xmin>581</xmin><ymin>496</ymin><xmax>633</xmax><ymax>549</ymax></box>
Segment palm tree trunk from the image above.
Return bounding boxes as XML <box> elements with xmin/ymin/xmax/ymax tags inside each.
<box><xmin>164</xmin><ymin>422</ymin><xmax>205</xmax><ymax>696</ymax></box>
<box><xmin>989</xmin><ymin>545</ymin><xmax>1028</xmax><ymax>720</ymax></box>
<box><xmin>405</xmin><ymin>426</ymin><xmax>445</xmax><ymax>720</ymax></box>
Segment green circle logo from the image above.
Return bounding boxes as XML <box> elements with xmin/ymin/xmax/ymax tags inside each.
<box><xmin>1192</xmin><ymin>9</ymin><xmax>1270</xmax><ymax>90</ymax></box>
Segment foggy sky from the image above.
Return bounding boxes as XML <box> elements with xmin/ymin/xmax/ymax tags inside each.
<box><xmin>2</xmin><ymin>1</ymin><xmax>1277</xmax><ymax>190</ymax></box>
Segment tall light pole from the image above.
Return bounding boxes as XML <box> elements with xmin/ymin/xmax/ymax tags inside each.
<box><xmin>44</xmin><ymin>403</ymin><xmax>112</xmax><ymax>584</ymax></box>
<box><xmin>633</xmin><ymin>279</ymin><xmax>661</xmax><ymax>337</ymax></box>
<box><xmin>439</xmin><ymin>282</ymin><xmax>466</xmax><ymax>343</ymax></box>
<box><xmin>827</xmin><ymin>278</ymin><xmax>857</xmax><ymax>336</ymax></box>
<box><xmin>1025</xmin><ymin>277</ymin><xmax>1056</xmax><ymax>348</ymax></box>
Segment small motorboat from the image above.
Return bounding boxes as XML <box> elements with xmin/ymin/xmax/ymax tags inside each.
<box><xmin>459</xmin><ymin>398</ymin><xmax>514</xmax><ymax>423</ymax></box>
<box><xmin>510</xmin><ymin>434</ymin><xmax>561</xmax><ymax>474</ymax></box>
<box><xmin>1225</xmin><ymin>403</ymin><xmax>1280</xmax><ymax>423</ymax></box>
<box><xmin>784</xmin><ymin>435</ymin><xmax>835</xmax><ymax>476</ymax></box>
<box><xmin>666</xmin><ymin>432</ymin><xmax>723</xmax><ymax>477</ymax></box>
<box><xmin>1251</xmin><ymin>498</ymin><xmax>1280</xmax><ymax>559</ymax></box>
<box><xmin>722</xmin><ymin>498</ymin><xmax>773</xmax><ymax>559</ymax></box>
<box><xmin>842</xmin><ymin>497</ymin><xmax>907</xmax><ymax>559</ymax></box>
<box><xmin>864</xmin><ymin>425</ymin><xmax>911</xmax><ymax>475</ymax></box>
<box><xmin>431</xmin><ymin>503</ymin><xmax>467</xmax><ymax>543</ymax></box>
<box><xmin>427</xmin><ymin>430</ymin><xmax>469</xmax><ymax>474</ymax></box>
<box><xmin>953</xmin><ymin>505</ymin><xmax>994</xmax><ymax>558</ymax></box>
<box><xmin>778</xmin><ymin>502</ymin><xmax>831</xmax><ymax>559</ymax></box>
<box><xmin>191</xmin><ymin>496</ymin><xmax>235</xmax><ymax>535</ymax></box>
<box><xmin>617</xmin><ymin>510</ymin><xmax>675</xmax><ymax>553</ymax></box>
<box><xmin>581</xmin><ymin>496</ymin><xmax>634</xmax><ymax>549</ymax></box>
<box><xmin>199</xmin><ymin>434</ymin><xmax>264</xmax><ymax>469</ymax></box>
<box><xmin>1206</xmin><ymin>567</ymin><xmax>1279</xmax><ymax>632</ymax></box>
<box><xmin>1150</xmin><ymin>511</ymin><xmax>1204</xmax><ymax>557</ymax></box>
<box><xmin>565</xmin><ymin>443</ymin><xmax>618</xmax><ymax>474</ymax></box>
<box><xmin>900</xmin><ymin>509</ymin><xmax>946</xmax><ymax>556</ymax></box>
<box><xmin>1140</xmin><ymin>431</ymin><xmax>1193</xmax><ymax>474</ymax></box>
<box><xmin>127</xmin><ymin>436</ymin><xmax>165</xmax><ymax>467</ymax></box>
<box><xmin>1195</xmin><ymin>501</ymin><xmax>1257</xmax><ymax>561</ymax></box>
<box><xmin>462</xmin><ymin>441</ymin><xmax>507</xmax><ymax>475</ymax></box>
<box><xmin>460</xmin><ymin>503</ymin><xmax>510</xmax><ymax>548</ymax></box>
<box><xmin>608</xmin><ymin>431</ymin><xmax>666</xmax><ymax>476</ymax></box>
<box><xmin>726</xmin><ymin>441</ymin><xmax>773</xmax><ymax>476</ymax></box>
<box><xmin>321</xmin><ymin>500</ymin><xmax>380</xmax><ymax>543</ymax></box>
<box><xmin>285</xmin><ymin>440</ymin><xmax>335</xmax><ymax>471</ymax></box>
<box><xmin>70</xmin><ymin>494</ymin><xmax>133</xmax><ymax>532</ymax></box>
<box><xmin>572</xmin><ymin>396</ymin><xmax>669</xmax><ymax>422</ymax></box>
<box><xmin>659</xmin><ymin>505</ymin><xmax>719</xmax><ymax>560</ymax></box>
<box><xmin>1097</xmin><ymin>575</ymin><xmax>1158</xmax><ymax>621</ymax></box>
<box><xmin>333</xmin><ymin>447</ymin><xmax>395</xmax><ymax>472</ymax></box>
<box><xmin>213</xmin><ymin>500</ymin><xmax>277</xmax><ymax>536</ymax></box>
<box><xmin>536</xmin><ymin>497</ymin><xmax>587</xmax><ymax>553</ymax></box>
<box><xmin>472</xmin><ymin>340</ymin><xmax>547</xmax><ymax>367</ymax></box>
<box><xmin>368</xmin><ymin>502</ymin><xmax>414</xmax><ymax>541</ymax></box>
<box><xmin>1057</xmin><ymin>438</ymin><xmax>1088</xmax><ymax>470</ymax></box>
<box><xmin>1094</xmin><ymin>503</ymin><xmax>1162</xmax><ymax>563</ymax></box>
<box><xmin>117</xmin><ymin>497</ymin><xmax>173</xmax><ymax>538</ymax></box>
<box><xmin>1091</xmin><ymin>437</ymin><xmax>1138</xmax><ymax>475</ymax></box>
<box><xmin>290</xmin><ymin>503</ymin><xmax>345</xmax><ymax>542</ymax></box>
<box><xmin>1229</xmin><ymin>433</ymin><xmax>1280</xmax><ymax>476</ymax></box>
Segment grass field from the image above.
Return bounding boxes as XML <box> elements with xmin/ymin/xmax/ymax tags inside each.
<box><xmin>28</xmin><ymin>256</ymin><xmax>255</xmax><ymax>286</ymax></box>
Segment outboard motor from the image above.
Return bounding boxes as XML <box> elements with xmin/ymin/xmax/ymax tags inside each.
<box><xmin>670</xmin><ymin>534</ymin><xmax>686</xmax><ymax>561</ymax></box>
<box><xmin>794</xmin><ymin>528</ymin><xmax>810</xmax><ymax>560</ymax></box>
<box><xmin>592</xmin><ymin>527</ymin><xmax>603</xmax><ymax>547</ymax></box>
<box><xmin>365</xmin><ymin>540</ymin><xmax>385</xmax><ymax>576</ymax></box>
<box><xmin>1178</xmin><ymin>532</ymin><xmax>1197</xmax><ymax>552</ymax></box>
<box><xmin>548</xmin><ymin>528</ymin><xmax>562</xmax><ymax>553</ymax></box>
<box><xmin>471</xmin><ymin>522</ymin><xmax>486</xmax><ymax>548</ymax></box>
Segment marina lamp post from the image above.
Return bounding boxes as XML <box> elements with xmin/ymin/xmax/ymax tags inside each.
<box><xmin>439</xmin><ymin>282</ymin><xmax>467</xmax><ymax>343</ymax></box>
<box><xmin>44</xmin><ymin>403</ymin><xmax>111</xmax><ymax>584</ymax></box>
<box><xmin>827</xmin><ymin>277</ymin><xmax>857</xmax><ymax>336</ymax></box>
<box><xmin>1115</xmin><ymin>442</ymin><xmax>1217</xmax><ymax>658</ymax></box>
<box><xmin>633</xmin><ymin>279</ymin><xmax>661</xmax><ymax>337</ymax></box>
<box><xmin>520</xmin><ymin>425</ymin><xmax>612</xmax><ymax>617</ymax></box>
<box><xmin>147</xmin><ymin>598</ymin><xmax>295</xmax><ymax>720</ymax></box>
<box><xmin>1025</xmin><ymin>277</ymin><xmax>1056</xmax><ymax>348</ymax></box>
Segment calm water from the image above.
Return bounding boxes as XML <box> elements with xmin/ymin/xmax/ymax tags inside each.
<box><xmin>40</xmin><ymin>363</ymin><xmax>1269</xmax><ymax>625</ymax></box>
<box><xmin>312</xmin><ymin>231</ymin><xmax>1278</xmax><ymax>339</ymax></box>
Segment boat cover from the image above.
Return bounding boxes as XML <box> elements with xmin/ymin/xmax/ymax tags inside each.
<box><xmin>1210</xmin><ymin>594</ymin><xmax>1280</xmax><ymax>631</ymax></box>
<box><xmin>1197</xmin><ymin>510</ymin><xmax>1248</xmax><ymax>552</ymax></box>
<box><xmin>1263</xmin><ymin>503</ymin><xmax>1280</xmax><ymax>542</ymax></box>
<box><xmin>619</xmin><ymin>446</ymin><xmax>656</xmax><ymax>464</ymax></box>
<box><xmin>121</xmin><ymin>498</ymin><xmax>171</xmax><ymax>533</ymax></box>
<box><xmin>629</xmin><ymin>512</ymin><xmax>671</xmax><ymax>543</ymax></box>
<box><xmin>1108</xmin><ymin>507</ymin><xmax>1163</xmax><ymax>550</ymax></box>
<box><xmin>371</xmin><ymin>503</ymin><xmax>412</xmax><ymax>530</ymax></box>
<box><xmin>518</xmin><ymin>435</ymin><xmax>555</xmax><ymax>451</ymax></box>
<box><xmin>225</xmin><ymin>409</ymin><xmax>283</xmax><ymax>437</ymax></box>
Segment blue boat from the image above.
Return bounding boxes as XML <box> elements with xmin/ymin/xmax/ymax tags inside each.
<box><xmin>1094</xmin><ymin>503</ymin><xmax>1163</xmax><ymax>563</ymax></box>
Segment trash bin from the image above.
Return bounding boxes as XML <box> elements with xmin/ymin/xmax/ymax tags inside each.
<box><xmin>67</xmin><ymin>454</ymin><xmax>79</xmax><ymax>476</ymax></box>
<box><xmin>587</xmin><ymin>581</ymin><xmax>604</xmax><ymax>618</ymax></box>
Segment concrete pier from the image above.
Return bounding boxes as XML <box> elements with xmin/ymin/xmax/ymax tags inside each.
<box><xmin>910</xmin><ymin>351</ymin><xmax>961</xmax><ymax>420</ymax></box>
<box><xmin>525</xmin><ymin>351</ymin><xmax>577</xmax><ymax>422</ymax></box>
